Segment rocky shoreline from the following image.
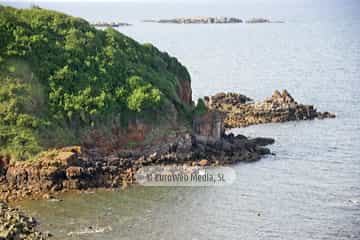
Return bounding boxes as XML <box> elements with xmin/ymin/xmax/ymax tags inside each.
<box><xmin>0</xmin><ymin>130</ymin><xmax>274</xmax><ymax>202</ymax></box>
<box><xmin>0</xmin><ymin>90</ymin><xmax>336</xmax><ymax>240</ymax></box>
<box><xmin>0</xmin><ymin>89</ymin><xmax>336</xmax><ymax>202</ymax></box>
<box><xmin>0</xmin><ymin>202</ymin><xmax>48</xmax><ymax>239</ymax></box>
<box><xmin>204</xmin><ymin>90</ymin><xmax>336</xmax><ymax>128</ymax></box>
<box><xmin>0</xmin><ymin>90</ymin><xmax>335</xmax><ymax>239</ymax></box>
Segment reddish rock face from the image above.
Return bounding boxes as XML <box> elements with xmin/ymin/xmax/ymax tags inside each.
<box><xmin>177</xmin><ymin>79</ymin><xmax>192</xmax><ymax>105</ymax></box>
<box><xmin>82</xmin><ymin>121</ymin><xmax>150</xmax><ymax>154</ymax></box>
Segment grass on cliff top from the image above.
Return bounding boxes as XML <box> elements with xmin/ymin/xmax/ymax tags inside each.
<box><xmin>0</xmin><ymin>5</ymin><xmax>193</xmax><ymax>161</ymax></box>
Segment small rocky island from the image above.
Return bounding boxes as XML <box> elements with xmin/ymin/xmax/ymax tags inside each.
<box><xmin>91</xmin><ymin>21</ymin><xmax>131</xmax><ymax>27</ymax></box>
<box><xmin>205</xmin><ymin>90</ymin><xmax>335</xmax><ymax>128</ymax></box>
<box><xmin>143</xmin><ymin>17</ymin><xmax>243</xmax><ymax>24</ymax></box>
<box><xmin>245</xmin><ymin>18</ymin><xmax>284</xmax><ymax>24</ymax></box>
<box><xmin>143</xmin><ymin>17</ymin><xmax>284</xmax><ymax>24</ymax></box>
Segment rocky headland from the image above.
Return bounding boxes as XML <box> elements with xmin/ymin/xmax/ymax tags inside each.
<box><xmin>0</xmin><ymin>5</ymin><xmax>275</xmax><ymax>203</ymax></box>
<box><xmin>204</xmin><ymin>90</ymin><xmax>336</xmax><ymax>128</ymax></box>
<box><xmin>0</xmin><ymin>125</ymin><xmax>274</xmax><ymax>202</ymax></box>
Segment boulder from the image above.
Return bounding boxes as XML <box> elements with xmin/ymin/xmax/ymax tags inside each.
<box><xmin>250</xmin><ymin>137</ymin><xmax>275</xmax><ymax>146</ymax></box>
<box><xmin>198</xmin><ymin>159</ymin><xmax>209</xmax><ymax>166</ymax></box>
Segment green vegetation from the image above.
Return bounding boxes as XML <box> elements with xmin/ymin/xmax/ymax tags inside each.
<box><xmin>0</xmin><ymin>5</ymin><xmax>192</xmax><ymax>160</ymax></box>
<box><xmin>193</xmin><ymin>98</ymin><xmax>208</xmax><ymax>117</ymax></box>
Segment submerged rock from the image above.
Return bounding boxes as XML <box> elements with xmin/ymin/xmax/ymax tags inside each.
<box><xmin>204</xmin><ymin>89</ymin><xmax>336</xmax><ymax>128</ymax></box>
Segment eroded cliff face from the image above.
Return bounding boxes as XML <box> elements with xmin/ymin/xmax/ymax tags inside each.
<box><xmin>177</xmin><ymin>78</ymin><xmax>193</xmax><ymax>105</ymax></box>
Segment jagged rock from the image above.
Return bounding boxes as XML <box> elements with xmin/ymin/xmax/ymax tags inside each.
<box><xmin>205</xmin><ymin>89</ymin><xmax>336</xmax><ymax>128</ymax></box>
<box><xmin>204</xmin><ymin>92</ymin><xmax>252</xmax><ymax>108</ymax></box>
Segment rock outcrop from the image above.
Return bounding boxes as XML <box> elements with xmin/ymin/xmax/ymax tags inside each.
<box><xmin>204</xmin><ymin>90</ymin><xmax>336</xmax><ymax>128</ymax></box>
<box><xmin>0</xmin><ymin>202</ymin><xmax>48</xmax><ymax>239</ymax></box>
<box><xmin>0</xmin><ymin>130</ymin><xmax>274</xmax><ymax>202</ymax></box>
<box><xmin>193</xmin><ymin>110</ymin><xmax>226</xmax><ymax>143</ymax></box>
<box><xmin>204</xmin><ymin>92</ymin><xmax>253</xmax><ymax>107</ymax></box>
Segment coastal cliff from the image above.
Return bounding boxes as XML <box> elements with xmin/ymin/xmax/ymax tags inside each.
<box><xmin>0</xmin><ymin>5</ymin><xmax>192</xmax><ymax>162</ymax></box>
<box><xmin>0</xmin><ymin>6</ymin><xmax>275</xmax><ymax>203</ymax></box>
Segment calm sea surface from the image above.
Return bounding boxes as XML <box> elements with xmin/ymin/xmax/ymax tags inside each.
<box><xmin>5</xmin><ymin>0</ymin><xmax>360</xmax><ymax>239</ymax></box>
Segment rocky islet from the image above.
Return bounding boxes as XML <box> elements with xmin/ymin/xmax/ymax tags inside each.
<box><xmin>204</xmin><ymin>89</ymin><xmax>336</xmax><ymax>128</ymax></box>
<box><xmin>143</xmin><ymin>17</ymin><xmax>284</xmax><ymax>24</ymax></box>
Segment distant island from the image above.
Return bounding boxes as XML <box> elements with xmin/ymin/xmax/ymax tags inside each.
<box><xmin>91</xmin><ymin>21</ymin><xmax>131</xmax><ymax>27</ymax></box>
<box><xmin>245</xmin><ymin>18</ymin><xmax>285</xmax><ymax>24</ymax></box>
<box><xmin>143</xmin><ymin>17</ymin><xmax>284</xmax><ymax>24</ymax></box>
<box><xmin>143</xmin><ymin>17</ymin><xmax>243</xmax><ymax>24</ymax></box>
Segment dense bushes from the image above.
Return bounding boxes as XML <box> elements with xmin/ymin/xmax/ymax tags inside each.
<box><xmin>0</xmin><ymin>6</ymin><xmax>192</xmax><ymax>160</ymax></box>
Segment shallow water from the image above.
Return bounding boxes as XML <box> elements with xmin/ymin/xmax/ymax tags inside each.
<box><xmin>8</xmin><ymin>0</ymin><xmax>360</xmax><ymax>239</ymax></box>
